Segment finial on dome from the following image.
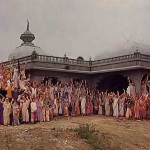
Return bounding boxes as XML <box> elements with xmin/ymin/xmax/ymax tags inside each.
<box><xmin>136</xmin><ymin>46</ymin><xmax>139</xmax><ymax>52</ymax></box>
<box><xmin>27</xmin><ymin>19</ymin><xmax>29</xmax><ymax>31</ymax></box>
<box><xmin>20</xmin><ymin>20</ymin><xmax>35</xmax><ymax>45</ymax></box>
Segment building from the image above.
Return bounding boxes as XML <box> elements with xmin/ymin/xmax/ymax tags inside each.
<box><xmin>6</xmin><ymin>22</ymin><xmax>150</xmax><ymax>95</ymax></box>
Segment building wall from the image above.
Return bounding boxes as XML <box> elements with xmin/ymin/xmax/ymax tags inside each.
<box><xmin>27</xmin><ymin>68</ymin><xmax>150</xmax><ymax>95</ymax></box>
<box><xmin>28</xmin><ymin>69</ymin><xmax>90</xmax><ymax>84</ymax></box>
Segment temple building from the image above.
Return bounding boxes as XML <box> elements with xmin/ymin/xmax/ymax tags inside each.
<box><xmin>6</xmin><ymin>22</ymin><xmax>150</xmax><ymax>95</ymax></box>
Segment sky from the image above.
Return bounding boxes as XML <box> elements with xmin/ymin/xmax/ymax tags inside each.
<box><xmin>0</xmin><ymin>0</ymin><xmax>150</xmax><ymax>61</ymax></box>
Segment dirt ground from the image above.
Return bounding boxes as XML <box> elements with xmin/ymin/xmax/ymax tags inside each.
<box><xmin>0</xmin><ymin>116</ymin><xmax>150</xmax><ymax>150</ymax></box>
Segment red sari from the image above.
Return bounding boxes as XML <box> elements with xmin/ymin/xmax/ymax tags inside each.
<box><xmin>134</xmin><ymin>97</ymin><xmax>140</xmax><ymax>119</ymax></box>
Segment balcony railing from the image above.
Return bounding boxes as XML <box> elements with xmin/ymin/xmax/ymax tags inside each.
<box><xmin>35</xmin><ymin>55</ymin><xmax>90</xmax><ymax>66</ymax></box>
<box><xmin>2</xmin><ymin>52</ymin><xmax>150</xmax><ymax>69</ymax></box>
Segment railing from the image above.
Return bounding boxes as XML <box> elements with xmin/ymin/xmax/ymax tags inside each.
<box><xmin>2</xmin><ymin>52</ymin><xmax>150</xmax><ymax>68</ymax></box>
<box><xmin>92</xmin><ymin>54</ymin><xmax>135</xmax><ymax>66</ymax></box>
<box><xmin>35</xmin><ymin>55</ymin><xmax>90</xmax><ymax>66</ymax></box>
<box><xmin>139</xmin><ymin>54</ymin><xmax>150</xmax><ymax>60</ymax></box>
<box><xmin>2</xmin><ymin>55</ymin><xmax>32</xmax><ymax>66</ymax></box>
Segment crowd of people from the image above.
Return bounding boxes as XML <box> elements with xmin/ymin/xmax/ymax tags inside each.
<box><xmin>0</xmin><ymin>62</ymin><xmax>150</xmax><ymax>126</ymax></box>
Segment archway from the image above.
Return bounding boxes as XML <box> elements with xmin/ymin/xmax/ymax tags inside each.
<box><xmin>96</xmin><ymin>74</ymin><xmax>129</xmax><ymax>94</ymax></box>
<box><xmin>141</xmin><ymin>74</ymin><xmax>150</xmax><ymax>94</ymax></box>
<box><xmin>51</xmin><ymin>77</ymin><xmax>58</xmax><ymax>86</ymax></box>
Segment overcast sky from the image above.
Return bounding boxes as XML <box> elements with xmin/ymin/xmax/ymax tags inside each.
<box><xmin>0</xmin><ymin>0</ymin><xmax>150</xmax><ymax>61</ymax></box>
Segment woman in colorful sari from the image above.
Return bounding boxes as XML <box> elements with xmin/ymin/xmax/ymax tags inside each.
<box><xmin>125</xmin><ymin>95</ymin><xmax>133</xmax><ymax>119</ymax></box>
<box><xmin>105</xmin><ymin>94</ymin><xmax>110</xmax><ymax>116</ymax></box>
<box><xmin>139</xmin><ymin>94</ymin><xmax>147</xmax><ymax>120</ymax></box>
<box><xmin>81</xmin><ymin>93</ymin><xmax>86</xmax><ymax>115</ymax></box>
<box><xmin>19</xmin><ymin>95</ymin><xmax>30</xmax><ymax>123</ymax></box>
<box><xmin>0</xmin><ymin>97</ymin><xmax>4</xmax><ymax>125</ymax></box>
<box><xmin>113</xmin><ymin>94</ymin><xmax>119</xmax><ymax>117</ymax></box>
<box><xmin>118</xmin><ymin>93</ymin><xmax>125</xmax><ymax>117</ymax></box>
<box><xmin>3</xmin><ymin>98</ymin><xmax>11</xmax><ymax>125</ymax></box>
<box><xmin>36</xmin><ymin>96</ymin><xmax>43</xmax><ymax>122</ymax></box>
<box><xmin>75</xmin><ymin>95</ymin><xmax>79</xmax><ymax>116</ymax></box>
<box><xmin>134</xmin><ymin>95</ymin><xmax>140</xmax><ymax>119</ymax></box>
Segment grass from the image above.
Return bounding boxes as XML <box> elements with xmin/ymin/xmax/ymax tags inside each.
<box><xmin>75</xmin><ymin>124</ymin><xmax>121</xmax><ymax>150</ymax></box>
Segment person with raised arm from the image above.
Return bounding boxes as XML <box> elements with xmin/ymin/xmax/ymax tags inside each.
<box><xmin>118</xmin><ymin>90</ymin><xmax>126</xmax><ymax>117</ymax></box>
<box><xmin>113</xmin><ymin>92</ymin><xmax>119</xmax><ymax>117</ymax></box>
<box><xmin>18</xmin><ymin>94</ymin><xmax>30</xmax><ymax>123</ymax></box>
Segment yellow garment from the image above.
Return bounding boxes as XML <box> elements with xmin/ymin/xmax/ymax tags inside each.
<box><xmin>3</xmin><ymin>102</ymin><xmax>11</xmax><ymax>125</ymax></box>
<box><xmin>6</xmin><ymin>86</ymin><xmax>14</xmax><ymax>98</ymax></box>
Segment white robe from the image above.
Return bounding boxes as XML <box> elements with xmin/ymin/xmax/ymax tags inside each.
<box><xmin>118</xmin><ymin>97</ymin><xmax>125</xmax><ymax>117</ymax></box>
<box><xmin>31</xmin><ymin>88</ymin><xmax>37</xmax><ymax>97</ymax></box>
<box><xmin>19</xmin><ymin>80</ymin><xmax>26</xmax><ymax>90</ymax></box>
<box><xmin>31</xmin><ymin>102</ymin><xmax>37</xmax><ymax>112</ymax></box>
<box><xmin>59</xmin><ymin>102</ymin><xmax>62</xmax><ymax>115</ymax></box>
<box><xmin>21</xmin><ymin>100</ymin><xmax>29</xmax><ymax>122</ymax></box>
<box><xmin>113</xmin><ymin>98</ymin><xmax>119</xmax><ymax>117</ymax></box>
<box><xmin>53</xmin><ymin>98</ymin><xmax>58</xmax><ymax>114</ymax></box>
<box><xmin>127</xmin><ymin>86</ymin><xmax>130</xmax><ymax>96</ymax></box>
<box><xmin>12</xmin><ymin>68</ymin><xmax>18</xmax><ymax>81</ymax></box>
<box><xmin>81</xmin><ymin>96</ymin><xmax>86</xmax><ymax>114</ymax></box>
<box><xmin>105</xmin><ymin>98</ymin><xmax>110</xmax><ymax>116</ymax></box>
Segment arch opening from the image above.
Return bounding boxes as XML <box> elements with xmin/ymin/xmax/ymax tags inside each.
<box><xmin>141</xmin><ymin>74</ymin><xmax>150</xmax><ymax>94</ymax></box>
<box><xmin>96</xmin><ymin>74</ymin><xmax>129</xmax><ymax>94</ymax></box>
<box><xmin>141</xmin><ymin>74</ymin><xmax>149</xmax><ymax>82</ymax></box>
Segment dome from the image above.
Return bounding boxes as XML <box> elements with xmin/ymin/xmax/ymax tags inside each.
<box><xmin>8</xmin><ymin>44</ymin><xmax>45</xmax><ymax>60</ymax></box>
<box><xmin>95</xmin><ymin>41</ymin><xmax>150</xmax><ymax>60</ymax></box>
<box><xmin>8</xmin><ymin>20</ymin><xmax>46</xmax><ymax>60</ymax></box>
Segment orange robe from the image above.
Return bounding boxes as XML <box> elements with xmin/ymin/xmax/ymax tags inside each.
<box><xmin>5</xmin><ymin>86</ymin><xmax>14</xmax><ymax>99</ymax></box>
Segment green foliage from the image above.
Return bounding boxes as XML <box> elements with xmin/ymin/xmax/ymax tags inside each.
<box><xmin>75</xmin><ymin>124</ymin><xmax>121</xmax><ymax>150</ymax></box>
<box><xmin>75</xmin><ymin>124</ymin><xmax>107</xmax><ymax>150</ymax></box>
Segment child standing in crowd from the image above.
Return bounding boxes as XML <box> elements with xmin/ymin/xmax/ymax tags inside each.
<box><xmin>36</xmin><ymin>96</ymin><xmax>43</xmax><ymax>122</ymax></box>
<box><xmin>68</xmin><ymin>102</ymin><xmax>72</xmax><ymax>116</ymax></box>
<box><xmin>31</xmin><ymin>97</ymin><xmax>37</xmax><ymax>124</ymax></box>
<box><xmin>53</xmin><ymin>95</ymin><xmax>59</xmax><ymax>117</ymax></box>
<box><xmin>40</xmin><ymin>94</ymin><xmax>45</xmax><ymax>122</ymax></box>
<box><xmin>109</xmin><ymin>94</ymin><xmax>114</xmax><ymax>116</ymax></box>
<box><xmin>134</xmin><ymin>95</ymin><xmax>140</xmax><ymax>120</ymax></box>
<box><xmin>86</xmin><ymin>99</ymin><xmax>91</xmax><ymax>115</ymax></box>
<box><xmin>45</xmin><ymin>98</ymin><xmax>50</xmax><ymax>122</ymax></box>
<box><xmin>12</xmin><ymin>100</ymin><xmax>20</xmax><ymax>125</ymax></box>
<box><xmin>64</xmin><ymin>101</ymin><xmax>69</xmax><ymax>119</ymax></box>
<box><xmin>0</xmin><ymin>97</ymin><xmax>4</xmax><ymax>125</ymax></box>
<box><xmin>125</xmin><ymin>95</ymin><xmax>133</xmax><ymax>119</ymax></box>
